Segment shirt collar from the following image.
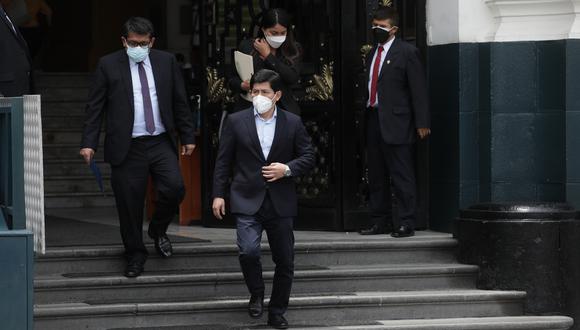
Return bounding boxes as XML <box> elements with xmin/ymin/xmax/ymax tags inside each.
<box><xmin>254</xmin><ymin>106</ymin><xmax>278</xmax><ymax>122</ymax></box>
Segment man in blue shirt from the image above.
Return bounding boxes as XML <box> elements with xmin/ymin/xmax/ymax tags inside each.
<box><xmin>212</xmin><ymin>69</ymin><xmax>315</xmax><ymax>329</ymax></box>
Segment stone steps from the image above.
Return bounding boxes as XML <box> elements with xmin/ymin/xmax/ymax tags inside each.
<box><xmin>44</xmin><ymin>175</ymin><xmax>112</xmax><ymax>193</ymax></box>
<box><xmin>35</xmin><ymin>239</ymin><xmax>459</xmax><ymax>276</ymax></box>
<box><xmin>44</xmin><ymin>158</ymin><xmax>111</xmax><ymax>177</ymax></box>
<box><xmin>292</xmin><ymin>316</ymin><xmax>574</xmax><ymax>330</ymax></box>
<box><xmin>41</xmin><ymin>101</ymin><xmax>85</xmax><ymax>115</ymax></box>
<box><xmin>43</xmin><ymin>144</ymin><xmax>102</xmax><ymax>160</ymax></box>
<box><xmin>42</xmin><ymin>114</ymin><xmax>86</xmax><ymax>129</ymax></box>
<box><xmin>33</xmin><ymin>290</ymin><xmax>527</xmax><ymax>330</ymax></box>
<box><xmin>43</xmin><ymin>128</ymin><xmax>102</xmax><ymax>144</ymax></box>
<box><xmin>34</xmin><ymin>264</ymin><xmax>478</xmax><ymax>304</ymax></box>
<box><xmin>38</xmin><ymin>86</ymin><xmax>90</xmax><ymax>102</ymax></box>
<box><xmin>35</xmin><ymin>72</ymin><xmax>92</xmax><ymax>87</ymax></box>
<box><xmin>43</xmin><ymin>192</ymin><xmax>116</xmax><ymax>208</ymax></box>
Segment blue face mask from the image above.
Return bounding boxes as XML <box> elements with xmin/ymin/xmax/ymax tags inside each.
<box><xmin>126</xmin><ymin>46</ymin><xmax>150</xmax><ymax>63</ymax></box>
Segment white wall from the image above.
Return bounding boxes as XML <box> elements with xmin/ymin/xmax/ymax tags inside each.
<box><xmin>427</xmin><ymin>0</ymin><xmax>580</xmax><ymax>45</ymax></box>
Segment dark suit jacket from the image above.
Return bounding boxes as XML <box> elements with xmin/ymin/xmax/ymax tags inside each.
<box><xmin>212</xmin><ymin>107</ymin><xmax>315</xmax><ymax>217</ymax></box>
<box><xmin>366</xmin><ymin>38</ymin><xmax>429</xmax><ymax>145</ymax></box>
<box><xmin>229</xmin><ymin>39</ymin><xmax>301</xmax><ymax>115</ymax></box>
<box><xmin>81</xmin><ymin>49</ymin><xmax>196</xmax><ymax>166</ymax></box>
<box><xmin>0</xmin><ymin>7</ymin><xmax>31</xmax><ymax>97</ymax></box>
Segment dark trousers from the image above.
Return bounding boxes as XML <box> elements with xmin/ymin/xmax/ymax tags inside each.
<box><xmin>234</xmin><ymin>194</ymin><xmax>295</xmax><ymax>316</ymax></box>
<box><xmin>110</xmin><ymin>134</ymin><xmax>185</xmax><ymax>263</ymax></box>
<box><xmin>366</xmin><ymin>110</ymin><xmax>417</xmax><ymax>229</ymax></box>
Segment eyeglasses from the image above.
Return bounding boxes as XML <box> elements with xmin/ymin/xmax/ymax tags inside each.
<box><xmin>250</xmin><ymin>89</ymin><xmax>275</xmax><ymax>96</ymax></box>
<box><xmin>125</xmin><ymin>40</ymin><xmax>151</xmax><ymax>47</ymax></box>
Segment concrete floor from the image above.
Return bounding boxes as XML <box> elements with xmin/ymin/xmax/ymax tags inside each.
<box><xmin>45</xmin><ymin>207</ymin><xmax>451</xmax><ymax>245</ymax></box>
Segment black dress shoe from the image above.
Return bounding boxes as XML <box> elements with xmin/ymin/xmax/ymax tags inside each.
<box><xmin>359</xmin><ymin>224</ymin><xmax>391</xmax><ymax>235</ymax></box>
<box><xmin>124</xmin><ymin>261</ymin><xmax>144</xmax><ymax>278</ymax></box>
<box><xmin>248</xmin><ymin>294</ymin><xmax>264</xmax><ymax>318</ymax></box>
<box><xmin>149</xmin><ymin>228</ymin><xmax>173</xmax><ymax>258</ymax></box>
<box><xmin>267</xmin><ymin>314</ymin><xmax>289</xmax><ymax>329</ymax></box>
<box><xmin>391</xmin><ymin>225</ymin><xmax>415</xmax><ymax>238</ymax></box>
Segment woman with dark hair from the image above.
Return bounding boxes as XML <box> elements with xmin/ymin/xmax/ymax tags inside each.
<box><xmin>229</xmin><ymin>8</ymin><xmax>302</xmax><ymax>115</ymax></box>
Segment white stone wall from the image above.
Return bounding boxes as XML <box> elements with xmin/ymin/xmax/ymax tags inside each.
<box><xmin>427</xmin><ymin>0</ymin><xmax>580</xmax><ymax>45</ymax></box>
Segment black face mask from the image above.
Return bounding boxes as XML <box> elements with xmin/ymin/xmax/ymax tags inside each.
<box><xmin>372</xmin><ymin>27</ymin><xmax>391</xmax><ymax>44</ymax></box>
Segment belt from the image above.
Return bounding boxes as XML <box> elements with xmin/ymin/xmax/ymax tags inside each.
<box><xmin>367</xmin><ymin>106</ymin><xmax>378</xmax><ymax>111</ymax></box>
<box><xmin>132</xmin><ymin>132</ymin><xmax>166</xmax><ymax>140</ymax></box>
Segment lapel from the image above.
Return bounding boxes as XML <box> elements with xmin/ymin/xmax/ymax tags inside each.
<box><xmin>148</xmin><ymin>50</ymin><xmax>164</xmax><ymax>110</ymax></box>
<box><xmin>366</xmin><ymin>45</ymin><xmax>378</xmax><ymax>84</ymax></box>
<box><xmin>1</xmin><ymin>8</ymin><xmax>28</xmax><ymax>51</ymax></box>
<box><xmin>378</xmin><ymin>38</ymin><xmax>402</xmax><ymax>80</ymax></box>
<box><xmin>244</xmin><ymin>109</ymin><xmax>266</xmax><ymax>162</ymax></box>
<box><xmin>266</xmin><ymin>109</ymin><xmax>287</xmax><ymax>163</ymax></box>
<box><xmin>118</xmin><ymin>52</ymin><xmax>135</xmax><ymax>111</ymax></box>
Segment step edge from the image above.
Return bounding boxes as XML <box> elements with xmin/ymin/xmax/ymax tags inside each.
<box><xmin>38</xmin><ymin>240</ymin><xmax>459</xmax><ymax>258</ymax></box>
<box><xmin>34</xmin><ymin>265</ymin><xmax>479</xmax><ymax>289</ymax></box>
<box><xmin>33</xmin><ymin>290</ymin><xmax>527</xmax><ymax>318</ymax></box>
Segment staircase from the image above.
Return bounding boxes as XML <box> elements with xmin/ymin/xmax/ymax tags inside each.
<box><xmin>33</xmin><ymin>231</ymin><xmax>574</xmax><ymax>329</ymax></box>
<box><xmin>38</xmin><ymin>73</ymin><xmax>116</xmax><ymax>208</ymax></box>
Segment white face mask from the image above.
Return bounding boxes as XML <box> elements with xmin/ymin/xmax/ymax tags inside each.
<box><xmin>126</xmin><ymin>45</ymin><xmax>150</xmax><ymax>63</ymax></box>
<box><xmin>253</xmin><ymin>94</ymin><xmax>275</xmax><ymax>114</ymax></box>
<box><xmin>265</xmin><ymin>35</ymin><xmax>286</xmax><ymax>49</ymax></box>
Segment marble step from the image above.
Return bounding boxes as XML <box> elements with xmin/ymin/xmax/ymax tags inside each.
<box><xmin>292</xmin><ymin>316</ymin><xmax>574</xmax><ymax>330</ymax></box>
<box><xmin>36</xmin><ymin>238</ymin><xmax>459</xmax><ymax>276</ymax></box>
<box><xmin>33</xmin><ymin>290</ymin><xmax>527</xmax><ymax>330</ymax></box>
<box><xmin>44</xmin><ymin>159</ymin><xmax>110</xmax><ymax>177</ymax></box>
<box><xmin>34</xmin><ymin>264</ymin><xmax>478</xmax><ymax>304</ymax></box>
<box><xmin>38</xmin><ymin>86</ymin><xmax>90</xmax><ymax>102</ymax></box>
<box><xmin>44</xmin><ymin>192</ymin><xmax>116</xmax><ymax>209</ymax></box>
<box><xmin>43</xmin><ymin>129</ymin><xmax>102</xmax><ymax>144</ymax></box>
<box><xmin>42</xmin><ymin>114</ymin><xmax>86</xmax><ymax>129</ymax></box>
<box><xmin>43</xmin><ymin>144</ymin><xmax>103</xmax><ymax>160</ymax></box>
<box><xmin>41</xmin><ymin>101</ymin><xmax>86</xmax><ymax>115</ymax></box>
<box><xmin>44</xmin><ymin>175</ymin><xmax>112</xmax><ymax>194</ymax></box>
<box><xmin>35</xmin><ymin>73</ymin><xmax>91</xmax><ymax>88</ymax></box>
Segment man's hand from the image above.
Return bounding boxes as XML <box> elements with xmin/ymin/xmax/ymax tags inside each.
<box><xmin>262</xmin><ymin>162</ymin><xmax>287</xmax><ymax>182</ymax></box>
<box><xmin>181</xmin><ymin>144</ymin><xmax>196</xmax><ymax>156</ymax></box>
<box><xmin>241</xmin><ymin>80</ymin><xmax>251</xmax><ymax>91</ymax></box>
<box><xmin>212</xmin><ymin>197</ymin><xmax>226</xmax><ymax>220</ymax></box>
<box><xmin>79</xmin><ymin>148</ymin><xmax>95</xmax><ymax>165</ymax></box>
<box><xmin>417</xmin><ymin>128</ymin><xmax>431</xmax><ymax>140</ymax></box>
<box><xmin>253</xmin><ymin>38</ymin><xmax>271</xmax><ymax>59</ymax></box>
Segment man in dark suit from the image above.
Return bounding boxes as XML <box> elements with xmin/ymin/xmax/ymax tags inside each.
<box><xmin>212</xmin><ymin>69</ymin><xmax>314</xmax><ymax>329</ymax></box>
<box><xmin>0</xmin><ymin>2</ymin><xmax>31</xmax><ymax>97</ymax></box>
<box><xmin>359</xmin><ymin>6</ymin><xmax>430</xmax><ymax>238</ymax></box>
<box><xmin>80</xmin><ymin>17</ymin><xmax>196</xmax><ymax>277</ymax></box>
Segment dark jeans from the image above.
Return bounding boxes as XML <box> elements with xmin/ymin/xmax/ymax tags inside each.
<box><xmin>110</xmin><ymin>134</ymin><xmax>185</xmax><ymax>263</ymax></box>
<box><xmin>234</xmin><ymin>195</ymin><xmax>295</xmax><ymax>316</ymax></box>
<box><xmin>366</xmin><ymin>110</ymin><xmax>417</xmax><ymax>229</ymax></box>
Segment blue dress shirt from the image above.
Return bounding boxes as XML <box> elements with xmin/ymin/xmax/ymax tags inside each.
<box><xmin>254</xmin><ymin>107</ymin><xmax>277</xmax><ymax>159</ymax></box>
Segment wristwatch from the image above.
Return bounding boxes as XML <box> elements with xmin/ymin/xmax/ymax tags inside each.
<box><xmin>284</xmin><ymin>165</ymin><xmax>292</xmax><ymax>177</ymax></box>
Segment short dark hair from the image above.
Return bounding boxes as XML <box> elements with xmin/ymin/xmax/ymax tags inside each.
<box><xmin>373</xmin><ymin>6</ymin><xmax>399</xmax><ymax>27</ymax></box>
<box><xmin>250</xmin><ymin>69</ymin><xmax>283</xmax><ymax>92</ymax></box>
<box><xmin>122</xmin><ymin>17</ymin><xmax>155</xmax><ymax>38</ymax></box>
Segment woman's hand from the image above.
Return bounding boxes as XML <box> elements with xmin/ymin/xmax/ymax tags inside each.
<box><xmin>241</xmin><ymin>80</ymin><xmax>250</xmax><ymax>91</ymax></box>
<box><xmin>253</xmin><ymin>38</ymin><xmax>271</xmax><ymax>59</ymax></box>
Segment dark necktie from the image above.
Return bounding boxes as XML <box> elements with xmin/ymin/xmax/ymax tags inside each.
<box><xmin>137</xmin><ymin>62</ymin><xmax>156</xmax><ymax>135</ymax></box>
<box><xmin>369</xmin><ymin>46</ymin><xmax>384</xmax><ymax>107</ymax></box>
<box><xmin>0</xmin><ymin>6</ymin><xmax>17</xmax><ymax>35</ymax></box>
